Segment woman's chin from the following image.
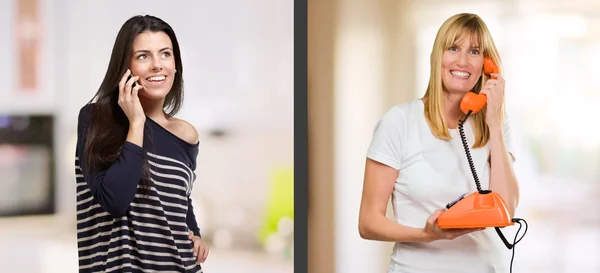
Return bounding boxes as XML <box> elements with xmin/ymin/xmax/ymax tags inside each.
<box><xmin>444</xmin><ymin>82</ymin><xmax>475</xmax><ymax>94</ymax></box>
<box><xmin>139</xmin><ymin>88</ymin><xmax>170</xmax><ymax>100</ymax></box>
<box><xmin>444</xmin><ymin>88</ymin><xmax>473</xmax><ymax>95</ymax></box>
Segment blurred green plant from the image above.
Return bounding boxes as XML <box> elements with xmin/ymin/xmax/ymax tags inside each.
<box><xmin>259</xmin><ymin>165</ymin><xmax>294</xmax><ymax>245</ymax></box>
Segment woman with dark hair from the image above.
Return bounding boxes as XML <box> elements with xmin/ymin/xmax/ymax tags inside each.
<box><xmin>75</xmin><ymin>15</ymin><xmax>209</xmax><ymax>272</ymax></box>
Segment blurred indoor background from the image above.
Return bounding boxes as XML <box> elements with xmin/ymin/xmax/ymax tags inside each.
<box><xmin>0</xmin><ymin>0</ymin><xmax>294</xmax><ymax>272</ymax></box>
<box><xmin>309</xmin><ymin>0</ymin><xmax>600</xmax><ymax>273</ymax></box>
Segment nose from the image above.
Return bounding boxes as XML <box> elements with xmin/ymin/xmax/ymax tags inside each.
<box><xmin>456</xmin><ymin>52</ymin><xmax>468</xmax><ymax>67</ymax></box>
<box><xmin>151</xmin><ymin>58</ymin><xmax>163</xmax><ymax>71</ymax></box>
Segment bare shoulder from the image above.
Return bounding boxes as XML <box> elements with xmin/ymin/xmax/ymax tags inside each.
<box><xmin>170</xmin><ymin>118</ymin><xmax>199</xmax><ymax>145</ymax></box>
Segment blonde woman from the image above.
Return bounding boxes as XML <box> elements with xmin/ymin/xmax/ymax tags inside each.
<box><xmin>358</xmin><ymin>13</ymin><xmax>519</xmax><ymax>273</ymax></box>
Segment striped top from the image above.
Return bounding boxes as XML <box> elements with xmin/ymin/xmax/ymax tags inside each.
<box><xmin>75</xmin><ymin>104</ymin><xmax>203</xmax><ymax>273</ymax></box>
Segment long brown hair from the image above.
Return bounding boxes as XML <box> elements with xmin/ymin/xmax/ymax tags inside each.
<box><xmin>83</xmin><ymin>15</ymin><xmax>185</xmax><ymax>192</ymax></box>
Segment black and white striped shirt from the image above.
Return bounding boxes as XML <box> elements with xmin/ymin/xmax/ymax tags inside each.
<box><xmin>75</xmin><ymin>104</ymin><xmax>203</xmax><ymax>272</ymax></box>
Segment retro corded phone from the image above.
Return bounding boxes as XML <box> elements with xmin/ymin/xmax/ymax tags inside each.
<box><xmin>436</xmin><ymin>57</ymin><xmax>528</xmax><ymax>273</ymax></box>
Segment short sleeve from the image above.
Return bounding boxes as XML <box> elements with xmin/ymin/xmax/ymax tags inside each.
<box><xmin>503</xmin><ymin>113</ymin><xmax>516</xmax><ymax>162</ymax></box>
<box><xmin>366</xmin><ymin>106</ymin><xmax>405</xmax><ymax>170</ymax></box>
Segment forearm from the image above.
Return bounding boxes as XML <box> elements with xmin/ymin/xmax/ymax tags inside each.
<box><xmin>359</xmin><ymin>214</ymin><xmax>432</xmax><ymax>243</ymax></box>
<box><xmin>90</xmin><ymin>123</ymin><xmax>145</xmax><ymax>217</ymax></box>
<box><xmin>488</xmin><ymin>125</ymin><xmax>519</xmax><ymax>217</ymax></box>
<box><xmin>77</xmin><ymin>112</ymin><xmax>146</xmax><ymax>217</ymax></box>
<box><xmin>186</xmin><ymin>198</ymin><xmax>201</xmax><ymax>237</ymax></box>
<box><xmin>86</xmin><ymin>142</ymin><xmax>145</xmax><ymax>217</ymax></box>
<box><xmin>126</xmin><ymin>122</ymin><xmax>145</xmax><ymax>148</ymax></box>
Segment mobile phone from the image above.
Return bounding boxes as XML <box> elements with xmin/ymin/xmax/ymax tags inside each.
<box><xmin>126</xmin><ymin>72</ymin><xmax>137</xmax><ymax>88</ymax></box>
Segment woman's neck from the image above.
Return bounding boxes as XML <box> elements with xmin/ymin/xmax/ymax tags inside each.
<box><xmin>442</xmin><ymin>91</ymin><xmax>467</xmax><ymax>128</ymax></box>
<box><xmin>140</xmin><ymin>97</ymin><xmax>168</xmax><ymax>122</ymax></box>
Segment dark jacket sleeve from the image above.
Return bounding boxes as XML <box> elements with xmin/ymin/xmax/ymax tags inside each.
<box><xmin>186</xmin><ymin>144</ymin><xmax>202</xmax><ymax>237</ymax></box>
<box><xmin>76</xmin><ymin>104</ymin><xmax>145</xmax><ymax>217</ymax></box>
<box><xmin>186</xmin><ymin>197</ymin><xmax>202</xmax><ymax>237</ymax></box>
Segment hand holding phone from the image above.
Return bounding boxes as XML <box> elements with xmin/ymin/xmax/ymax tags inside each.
<box><xmin>118</xmin><ymin>69</ymin><xmax>146</xmax><ymax>126</ymax></box>
<box><xmin>127</xmin><ymin>74</ymin><xmax>137</xmax><ymax>88</ymax></box>
<box><xmin>459</xmin><ymin>57</ymin><xmax>498</xmax><ymax>115</ymax></box>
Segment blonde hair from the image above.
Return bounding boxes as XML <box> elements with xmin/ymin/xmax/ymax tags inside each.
<box><xmin>422</xmin><ymin>13</ymin><xmax>503</xmax><ymax>148</ymax></box>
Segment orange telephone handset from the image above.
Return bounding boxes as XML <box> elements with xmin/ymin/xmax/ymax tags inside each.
<box><xmin>459</xmin><ymin>57</ymin><xmax>498</xmax><ymax>114</ymax></box>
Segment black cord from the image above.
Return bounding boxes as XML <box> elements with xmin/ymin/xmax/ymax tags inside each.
<box><xmin>509</xmin><ymin>218</ymin><xmax>528</xmax><ymax>273</ymax></box>
<box><xmin>457</xmin><ymin>110</ymin><xmax>483</xmax><ymax>192</ymax></box>
<box><xmin>458</xmin><ymin>109</ymin><xmax>528</xmax><ymax>272</ymax></box>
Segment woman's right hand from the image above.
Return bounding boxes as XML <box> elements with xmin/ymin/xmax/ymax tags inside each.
<box><xmin>118</xmin><ymin>69</ymin><xmax>146</xmax><ymax>126</ymax></box>
<box><xmin>422</xmin><ymin>209</ymin><xmax>484</xmax><ymax>241</ymax></box>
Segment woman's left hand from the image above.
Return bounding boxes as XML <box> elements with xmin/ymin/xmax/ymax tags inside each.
<box><xmin>189</xmin><ymin>231</ymin><xmax>210</xmax><ymax>264</ymax></box>
<box><xmin>479</xmin><ymin>73</ymin><xmax>505</xmax><ymax>129</ymax></box>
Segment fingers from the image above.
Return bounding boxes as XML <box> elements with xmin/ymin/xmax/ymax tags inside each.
<box><xmin>426</xmin><ymin>209</ymin><xmax>487</xmax><ymax>241</ymax></box>
<box><xmin>485</xmin><ymin>79</ymin><xmax>499</xmax><ymax>85</ymax></box>
<box><xmin>190</xmin><ymin>238</ymin><xmax>210</xmax><ymax>264</ymax></box>
<box><xmin>427</xmin><ymin>209</ymin><xmax>445</xmax><ymax>226</ymax></box>
<box><xmin>485</xmin><ymin>74</ymin><xmax>505</xmax><ymax>92</ymax></box>
<box><xmin>192</xmin><ymin>238</ymin><xmax>200</xmax><ymax>258</ymax></box>
<box><xmin>198</xmin><ymin>245</ymin><xmax>209</xmax><ymax>264</ymax></box>
<box><xmin>195</xmin><ymin>245</ymin><xmax>204</xmax><ymax>264</ymax></box>
<box><xmin>489</xmin><ymin>73</ymin><xmax>504</xmax><ymax>82</ymax></box>
<box><xmin>433</xmin><ymin>208</ymin><xmax>445</xmax><ymax>216</ymax></box>
<box><xmin>123</xmin><ymin>76</ymin><xmax>139</xmax><ymax>102</ymax></box>
<box><xmin>202</xmin><ymin>246</ymin><xmax>210</xmax><ymax>262</ymax></box>
<box><xmin>126</xmin><ymin>75</ymin><xmax>138</xmax><ymax>94</ymax></box>
<box><xmin>480</xmin><ymin>79</ymin><xmax>499</xmax><ymax>96</ymax></box>
<box><xmin>443</xmin><ymin>227</ymin><xmax>485</xmax><ymax>239</ymax></box>
<box><xmin>452</xmin><ymin>228</ymin><xmax>482</xmax><ymax>235</ymax></box>
<box><xmin>119</xmin><ymin>69</ymin><xmax>131</xmax><ymax>92</ymax></box>
<box><xmin>428</xmin><ymin>209</ymin><xmax>444</xmax><ymax>227</ymax></box>
<box><xmin>132</xmin><ymin>82</ymin><xmax>142</xmax><ymax>98</ymax></box>
<box><xmin>188</xmin><ymin>231</ymin><xmax>194</xmax><ymax>240</ymax></box>
<box><xmin>484</xmin><ymin>80</ymin><xmax>498</xmax><ymax>90</ymax></box>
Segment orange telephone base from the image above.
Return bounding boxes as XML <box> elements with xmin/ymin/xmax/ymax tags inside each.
<box><xmin>437</xmin><ymin>190</ymin><xmax>513</xmax><ymax>229</ymax></box>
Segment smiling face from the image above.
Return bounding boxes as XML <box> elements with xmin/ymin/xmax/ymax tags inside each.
<box><xmin>129</xmin><ymin>31</ymin><xmax>176</xmax><ymax>100</ymax></box>
<box><xmin>441</xmin><ymin>35</ymin><xmax>484</xmax><ymax>94</ymax></box>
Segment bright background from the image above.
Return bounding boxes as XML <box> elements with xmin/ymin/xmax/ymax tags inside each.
<box><xmin>308</xmin><ymin>0</ymin><xmax>600</xmax><ymax>272</ymax></box>
<box><xmin>0</xmin><ymin>0</ymin><xmax>294</xmax><ymax>272</ymax></box>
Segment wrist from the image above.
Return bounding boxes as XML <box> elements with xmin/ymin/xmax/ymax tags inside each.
<box><xmin>129</xmin><ymin>120</ymin><xmax>146</xmax><ymax>129</ymax></box>
<box><xmin>126</xmin><ymin>121</ymin><xmax>145</xmax><ymax>147</ymax></box>
<box><xmin>488</xmin><ymin>124</ymin><xmax>503</xmax><ymax>133</ymax></box>
<box><xmin>418</xmin><ymin>228</ymin><xmax>435</xmax><ymax>243</ymax></box>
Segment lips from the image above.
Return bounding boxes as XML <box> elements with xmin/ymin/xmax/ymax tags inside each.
<box><xmin>146</xmin><ymin>75</ymin><xmax>166</xmax><ymax>82</ymax></box>
<box><xmin>450</xmin><ymin>70</ymin><xmax>470</xmax><ymax>79</ymax></box>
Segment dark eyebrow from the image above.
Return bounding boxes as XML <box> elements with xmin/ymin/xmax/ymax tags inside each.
<box><xmin>133</xmin><ymin>47</ymin><xmax>173</xmax><ymax>54</ymax></box>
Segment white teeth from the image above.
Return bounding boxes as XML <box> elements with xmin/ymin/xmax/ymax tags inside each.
<box><xmin>451</xmin><ymin>71</ymin><xmax>470</xmax><ymax>78</ymax></box>
<box><xmin>147</xmin><ymin>76</ymin><xmax>166</xmax><ymax>82</ymax></box>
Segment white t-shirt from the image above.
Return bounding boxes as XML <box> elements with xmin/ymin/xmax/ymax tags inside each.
<box><xmin>366</xmin><ymin>99</ymin><xmax>514</xmax><ymax>273</ymax></box>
